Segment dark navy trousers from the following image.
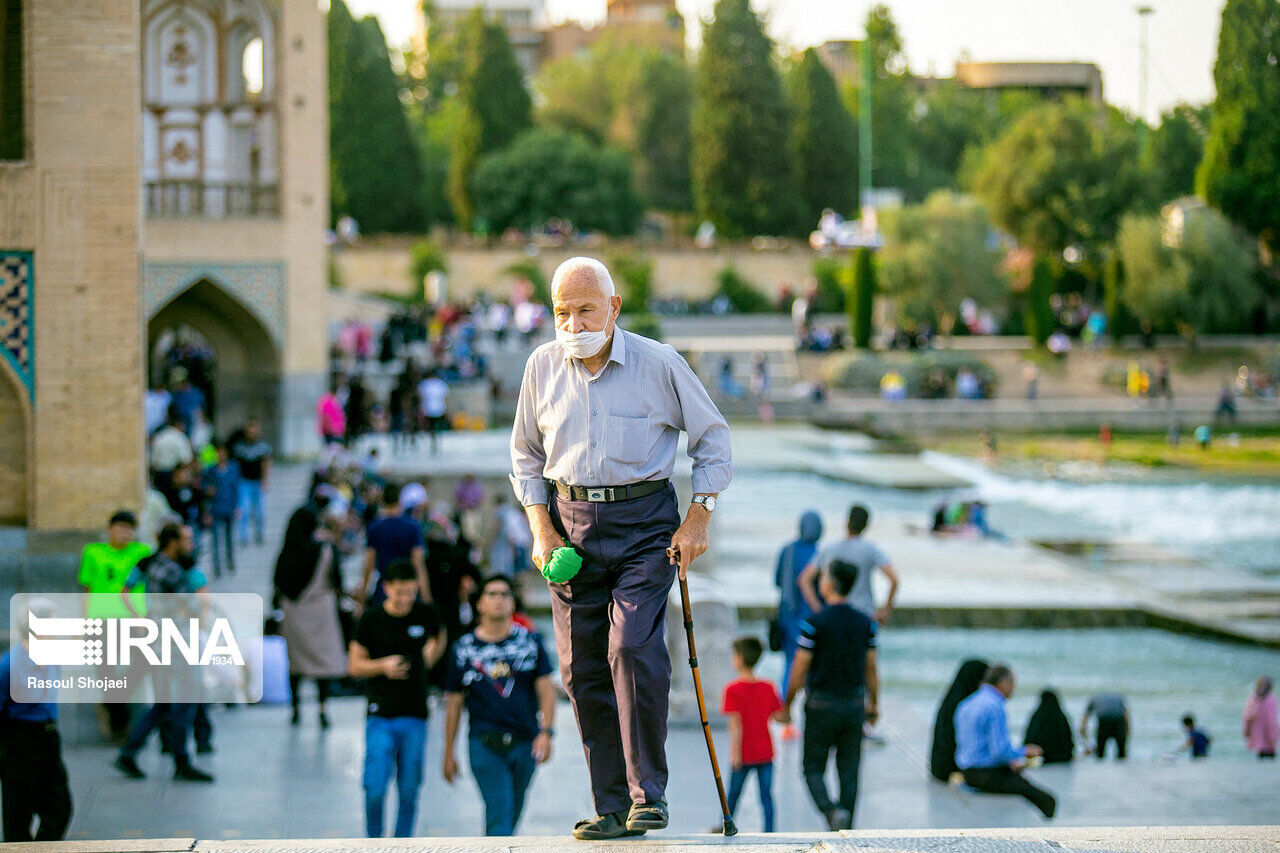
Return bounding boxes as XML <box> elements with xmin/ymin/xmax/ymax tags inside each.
<box><xmin>548</xmin><ymin>484</ymin><xmax>680</xmax><ymax>815</ymax></box>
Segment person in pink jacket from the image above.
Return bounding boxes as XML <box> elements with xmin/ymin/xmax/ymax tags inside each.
<box><xmin>1243</xmin><ymin>677</ymin><xmax>1278</xmax><ymax>759</ymax></box>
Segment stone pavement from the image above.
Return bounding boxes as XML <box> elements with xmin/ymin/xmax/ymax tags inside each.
<box><xmin>45</xmin><ymin>448</ymin><xmax>1280</xmax><ymax>846</ymax></box>
<box><xmin>17</xmin><ymin>826</ymin><xmax>1280</xmax><ymax>852</ymax></box>
<box><xmin>58</xmin><ymin>687</ymin><xmax>1280</xmax><ymax>843</ymax></box>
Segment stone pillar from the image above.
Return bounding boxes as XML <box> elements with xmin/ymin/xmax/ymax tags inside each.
<box><xmin>276</xmin><ymin>0</ymin><xmax>329</xmax><ymax>457</ymax></box>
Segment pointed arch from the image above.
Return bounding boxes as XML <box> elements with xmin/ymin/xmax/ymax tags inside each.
<box><xmin>0</xmin><ymin>355</ymin><xmax>30</xmax><ymax>524</ymax></box>
<box><xmin>148</xmin><ymin>277</ymin><xmax>281</xmax><ymax>442</ymax></box>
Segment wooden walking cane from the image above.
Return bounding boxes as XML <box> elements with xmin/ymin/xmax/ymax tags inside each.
<box><xmin>671</xmin><ymin>545</ymin><xmax>738</xmax><ymax>837</ymax></box>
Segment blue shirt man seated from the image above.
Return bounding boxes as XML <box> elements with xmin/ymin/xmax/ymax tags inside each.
<box><xmin>954</xmin><ymin>663</ymin><xmax>1057</xmax><ymax>819</ymax></box>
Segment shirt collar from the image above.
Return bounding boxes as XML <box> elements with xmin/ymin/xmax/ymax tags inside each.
<box><xmin>979</xmin><ymin>683</ymin><xmax>1005</xmax><ymax>703</ymax></box>
<box><xmin>561</xmin><ymin>326</ymin><xmax>626</xmax><ymax>367</ymax></box>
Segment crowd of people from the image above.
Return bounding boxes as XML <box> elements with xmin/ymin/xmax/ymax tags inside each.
<box><xmin>757</xmin><ymin>501</ymin><xmax>1279</xmax><ymax>834</ymax></box>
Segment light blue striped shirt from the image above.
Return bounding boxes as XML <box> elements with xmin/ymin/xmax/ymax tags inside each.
<box><xmin>510</xmin><ymin>328</ymin><xmax>734</xmax><ymax>506</ymax></box>
<box><xmin>955</xmin><ymin>684</ymin><xmax>1026</xmax><ymax>769</ymax></box>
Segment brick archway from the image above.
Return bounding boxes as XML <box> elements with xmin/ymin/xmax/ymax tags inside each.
<box><xmin>148</xmin><ymin>277</ymin><xmax>281</xmax><ymax>443</ymax></box>
<box><xmin>0</xmin><ymin>358</ymin><xmax>29</xmax><ymax>525</ymax></box>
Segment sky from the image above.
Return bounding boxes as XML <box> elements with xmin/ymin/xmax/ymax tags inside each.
<box><xmin>344</xmin><ymin>0</ymin><xmax>1225</xmax><ymax>123</ymax></box>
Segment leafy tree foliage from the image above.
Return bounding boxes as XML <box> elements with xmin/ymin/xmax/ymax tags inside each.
<box><xmin>786</xmin><ymin>48</ymin><xmax>857</xmax><ymax>226</ymax></box>
<box><xmin>1117</xmin><ymin>209</ymin><xmax>1259</xmax><ymax>337</ymax></box>
<box><xmin>692</xmin><ymin>0</ymin><xmax>799</xmax><ymax>237</ymax></box>
<box><xmin>877</xmin><ymin>192</ymin><xmax>1006</xmax><ymax>327</ymax></box>
<box><xmin>470</xmin><ymin>129</ymin><xmax>641</xmax><ymax>235</ymax></box>
<box><xmin>848</xmin><ymin>248</ymin><xmax>876</xmax><ymax>348</ymax></box>
<box><xmin>1196</xmin><ymin>0</ymin><xmax>1280</xmax><ymax>252</ymax></box>
<box><xmin>973</xmin><ymin>99</ymin><xmax>1148</xmax><ymax>256</ymax></box>
<box><xmin>329</xmin><ymin>0</ymin><xmax>425</xmax><ymax>232</ymax></box>
<box><xmin>446</xmin><ymin>10</ymin><xmax>533</xmax><ymax>229</ymax></box>
<box><xmin>1150</xmin><ymin>104</ymin><xmax>1209</xmax><ymax>203</ymax></box>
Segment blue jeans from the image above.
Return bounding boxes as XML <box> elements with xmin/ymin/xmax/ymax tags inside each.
<box><xmin>363</xmin><ymin>715</ymin><xmax>426</xmax><ymax>837</ymax></box>
<box><xmin>237</xmin><ymin>480</ymin><xmax>264</xmax><ymax>545</ymax></box>
<box><xmin>468</xmin><ymin>736</ymin><xmax>537</xmax><ymax>836</ymax></box>
<box><xmin>727</xmin><ymin>762</ymin><xmax>775</xmax><ymax>832</ymax></box>
<box><xmin>120</xmin><ymin>703</ymin><xmax>194</xmax><ymax>769</ymax></box>
<box><xmin>209</xmin><ymin>515</ymin><xmax>235</xmax><ymax>576</ymax></box>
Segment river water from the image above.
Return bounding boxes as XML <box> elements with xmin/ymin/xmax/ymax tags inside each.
<box><xmin>714</xmin><ymin>433</ymin><xmax>1280</xmax><ymax>760</ymax></box>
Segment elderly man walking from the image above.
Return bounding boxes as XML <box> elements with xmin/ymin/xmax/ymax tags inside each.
<box><xmin>510</xmin><ymin>257</ymin><xmax>733</xmax><ymax>839</ymax></box>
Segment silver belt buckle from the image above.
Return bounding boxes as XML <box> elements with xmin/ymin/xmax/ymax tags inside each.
<box><xmin>587</xmin><ymin>489</ymin><xmax>606</xmax><ymax>502</ymax></box>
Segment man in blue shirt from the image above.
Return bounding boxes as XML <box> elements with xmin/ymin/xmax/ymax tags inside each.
<box><xmin>357</xmin><ymin>483</ymin><xmax>429</xmax><ymax>611</ymax></box>
<box><xmin>0</xmin><ymin>609</ymin><xmax>73</xmax><ymax>841</ymax></box>
<box><xmin>954</xmin><ymin>664</ymin><xmax>1056</xmax><ymax>818</ymax></box>
<box><xmin>203</xmin><ymin>442</ymin><xmax>241</xmax><ymax>577</ymax></box>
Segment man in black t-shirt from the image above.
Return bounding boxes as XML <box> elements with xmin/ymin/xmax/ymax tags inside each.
<box><xmin>780</xmin><ymin>559</ymin><xmax>879</xmax><ymax>831</ymax></box>
<box><xmin>349</xmin><ymin>559</ymin><xmax>447</xmax><ymax>838</ymax></box>
<box><xmin>228</xmin><ymin>419</ymin><xmax>272</xmax><ymax>547</ymax></box>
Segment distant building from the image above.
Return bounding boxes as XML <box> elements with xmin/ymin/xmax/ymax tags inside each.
<box><xmin>543</xmin><ymin>0</ymin><xmax>684</xmax><ymax>64</ymax></box>
<box><xmin>427</xmin><ymin>0</ymin><xmax>549</xmax><ymax>78</ymax></box>
<box><xmin>954</xmin><ymin>61</ymin><xmax>1103</xmax><ymax>103</ymax></box>
<box><xmin>812</xmin><ymin>48</ymin><xmax>1104</xmax><ymax>106</ymax></box>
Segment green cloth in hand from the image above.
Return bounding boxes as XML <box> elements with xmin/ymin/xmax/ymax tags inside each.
<box><xmin>541</xmin><ymin>545</ymin><xmax>583</xmax><ymax>584</ymax></box>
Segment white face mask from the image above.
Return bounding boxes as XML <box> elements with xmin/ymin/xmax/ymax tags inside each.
<box><xmin>557</xmin><ymin>326</ymin><xmax>610</xmax><ymax>359</ymax></box>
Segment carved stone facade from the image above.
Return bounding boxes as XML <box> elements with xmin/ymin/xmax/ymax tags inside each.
<box><xmin>0</xmin><ymin>0</ymin><xmax>326</xmax><ymax>548</ymax></box>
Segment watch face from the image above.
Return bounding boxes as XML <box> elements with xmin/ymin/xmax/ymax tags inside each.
<box><xmin>698</xmin><ymin>496</ymin><xmax>716</xmax><ymax>512</ymax></box>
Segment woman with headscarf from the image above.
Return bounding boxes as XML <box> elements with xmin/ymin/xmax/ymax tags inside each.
<box><xmin>1244</xmin><ymin>677</ymin><xmax>1278</xmax><ymax>759</ymax></box>
<box><xmin>774</xmin><ymin>511</ymin><xmax>824</xmax><ymax>704</ymax></box>
<box><xmin>273</xmin><ymin>498</ymin><xmax>348</xmax><ymax>727</ymax></box>
<box><xmin>1025</xmin><ymin>689</ymin><xmax>1075</xmax><ymax>764</ymax></box>
<box><xmin>929</xmin><ymin>658</ymin><xmax>989</xmax><ymax>781</ymax></box>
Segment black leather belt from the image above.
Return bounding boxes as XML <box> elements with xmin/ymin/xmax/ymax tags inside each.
<box><xmin>550</xmin><ymin>479</ymin><xmax>669</xmax><ymax>503</ymax></box>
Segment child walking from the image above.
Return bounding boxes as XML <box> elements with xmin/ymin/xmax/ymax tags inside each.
<box><xmin>721</xmin><ymin>636</ymin><xmax>784</xmax><ymax>832</ymax></box>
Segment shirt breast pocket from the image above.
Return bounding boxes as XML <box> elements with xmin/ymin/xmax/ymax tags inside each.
<box><xmin>606</xmin><ymin>414</ymin><xmax>653</xmax><ymax>466</ymax></box>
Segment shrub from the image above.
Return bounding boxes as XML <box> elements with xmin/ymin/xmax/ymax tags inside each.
<box><xmin>822</xmin><ymin>351</ymin><xmax>1000</xmax><ymax>398</ymax></box>
<box><xmin>714</xmin><ymin>267</ymin><xmax>772</xmax><ymax>313</ymax></box>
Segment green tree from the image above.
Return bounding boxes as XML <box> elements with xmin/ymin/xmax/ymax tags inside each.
<box><xmin>447</xmin><ymin>10</ymin><xmax>533</xmax><ymax>229</ymax></box>
<box><xmin>630</xmin><ymin>53</ymin><xmax>694</xmax><ymax>211</ymax></box>
<box><xmin>1150</xmin><ymin>104</ymin><xmax>1209</xmax><ymax>203</ymax></box>
<box><xmin>1102</xmin><ymin>253</ymin><xmax>1130</xmax><ymax>345</ymax></box>
<box><xmin>811</xmin><ymin>258</ymin><xmax>846</xmax><ymax>313</ymax></box>
<box><xmin>847</xmin><ymin>248</ymin><xmax>876</xmax><ymax>348</ymax></box>
<box><xmin>877</xmin><ymin>192</ymin><xmax>1007</xmax><ymax>328</ymax></box>
<box><xmin>408</xmin><ymin>239</ymin><xmax>447</xmax><ymax>302</ymax></box>
<box><xmin>714</xmin><ymin>267</ymin><xmax>772</xmax><ymax>313</ymax></box>
<box><xmin>1196</xmin><ymin>0</ymin><xmax>1280</xmax><ymax>253</ymax></box>
<box><xmin>787</xmin><ymin>48</ymin><xmax>857</xmax><ymax>226</ymax></box>
<box><xmin>470</xmin><ymin>128</ymin><xmax>641</xmax><ymax>235</ymax></box>
<box><xmin>505</xmin><ymin>258</ymin><xmax>551</xmax><ymax>307</ymax></box>
<box><xmin>1025</xmin><ymin>256</ymin><xmax>1055</xmax><ymax>346</ymax></box>
<box><xmin>458</xmin><ymin>10</ymin><xmax>532</xmax><ymax>154</ymax></box>
<box><xmin>611</xmin><ymin>254</ymin><xmax>654</xmax><ymax>311</ymax></box>
<box><xmin>1117</xmin><ymin>209</ymin><xmax>1259</xmax><ymax>339</ymax></box>
<box><xmin>973</xmin><ymin>99</ymin><xmax>1149</xmax><ymax>257</ymax></box>
<box><xmin>329</xmin><ymin>1</ymin><xmax>425</xmax><ymax>232</ymax></box>
<box><xmin>538</xmin><ymin>39</ymin><xmax>694</xmax><ymax>211</ymax></box>
<box><xmin>692</xmin><ymin>0</ymin><xmax>799</xmax><ymax>237</ymax></box>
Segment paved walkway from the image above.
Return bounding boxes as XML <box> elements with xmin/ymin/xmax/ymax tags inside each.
<box><xmin>46</xmin><ymin>440</ymin><xmax>1280</xmax><ymax>844</ymax></box>
<box><xmin>20</xmin><ymin>825</ymin><xmax>1280</xmax><ymax>852</ymax></box>
<box><xmin>58</xmin><ymin>690</ymin><xmax>1280</xmax><ymax>842</ymax></box>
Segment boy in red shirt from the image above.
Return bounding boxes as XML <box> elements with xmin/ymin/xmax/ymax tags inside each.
<box><xmin>721</xmin><ymin>636</ymin><xmax>784</xmax><ymax>832</ymax></box>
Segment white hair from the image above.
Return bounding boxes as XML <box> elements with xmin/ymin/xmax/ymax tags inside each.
<box><xmin>551</xmin><ymin>257</ymin><xmax>615</xmax><ymax>299</ymax></box>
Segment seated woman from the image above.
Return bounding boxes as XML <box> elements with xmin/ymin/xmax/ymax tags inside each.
<box><xmin>1025</xmin><ymin>689</ymin><xmax>1075</xmax><ymax>764</ymax></box>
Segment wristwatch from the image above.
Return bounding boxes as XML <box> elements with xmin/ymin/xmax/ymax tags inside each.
<box><xmin>540</xmin><ymin>727</ymin><xmax>555</xmax><ymax>736</ymax></box>
<box><xmin>691</xmin><ymin>494</ymin><xmax>717</xmax><ymax>513</ymax></box>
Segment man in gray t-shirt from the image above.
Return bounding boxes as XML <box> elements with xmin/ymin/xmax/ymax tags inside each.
<box><xmin>799</xmin><ymin>505</ymin><xmax>898</xmax><ymax>624</ymax></box>
<box><xmin>1082</xmin><ymin>693</ymin><xmax>1129</xmax><ymax>760</ymax></box>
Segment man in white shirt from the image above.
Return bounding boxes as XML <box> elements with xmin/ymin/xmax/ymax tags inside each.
<box><xmin>416</xmin><ymin>371</ymin><xmax>449</xmax><ymax>455</ymax></box>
